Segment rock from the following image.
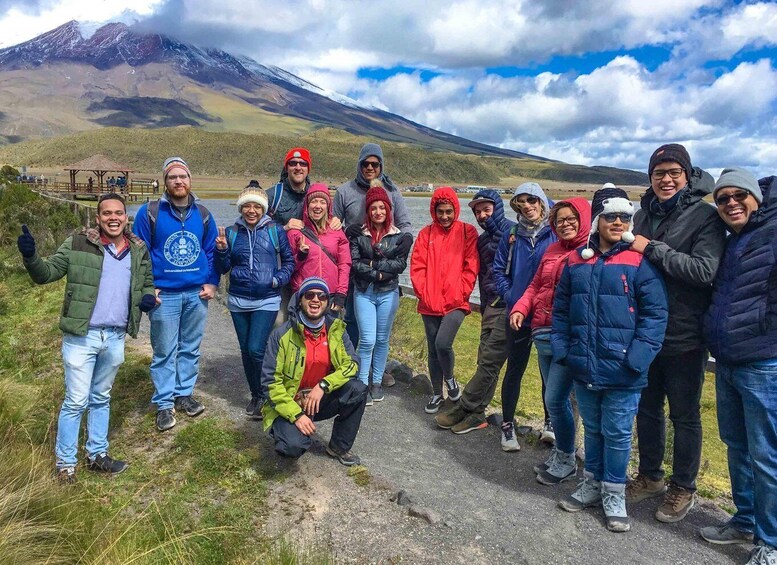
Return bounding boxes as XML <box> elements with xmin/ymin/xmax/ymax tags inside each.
<box><xmin>516</xmin><ymin>425</ymin><xmax>534</xmax><ymax>438</ymax></box>
<box><xmin>387</xmin><ymin>360</ymin><xmax>414</xmax><ymax>384</ymax></box>
<box><xmin>382</xmin><ymin>371</ymin><xmax>396</xmax><ymax>388</ymax></box>
<box><xmin>486</xmin><ymin>412</ymin><xmax>503</xmax><ymax>426</ymax></box>
<box><xmin>408</xmin><ymin>505</ymin><xmax>441</xmax><ymax>525</ymax></box>
<box><xmin>390</xmin><ymin>489</ymin><xmax>412</xmax><ymax>506</ymax></box>
<box><xmin>409</xmin><ymin>373</ymin><xmax>434</xmax><ymax>395</ymax></box>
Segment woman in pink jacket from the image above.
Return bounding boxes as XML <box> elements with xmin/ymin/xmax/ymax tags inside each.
<box><xmin>287</xmin><ymin>184</ymin><xmax>351</xmax><ymax>312</ymax></box>
<box><xmin>510</xmin><ymin>197</ymin><xmax>591</xmax><ymax>485</ymax></box>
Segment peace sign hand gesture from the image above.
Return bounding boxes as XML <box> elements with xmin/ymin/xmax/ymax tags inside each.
<box><xmin>298</xmin><ymin>234</ymin><xmax>310</xmax><ymax>253</ymax></box>
<box><xmin>215</xmin><ymin>226</ymin><xmax>228</xmax><ymax>250</ymax></box>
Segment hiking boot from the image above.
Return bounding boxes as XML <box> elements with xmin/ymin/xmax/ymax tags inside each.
<box><xmin>425</xmin><ymin>395</ymin><xmax>443</xmax><ymax>414</ymax></box>
<box><xmin>56</xmin><ymin>466</ymin><xmax>76</xmax><ymax>485</ymax></box>
<box><xmin>700</xmin><ymin>523</ymin><xmax>754</xmax><ymax>545</ymax></box>
<box><xmin>537</xmin><ymin>451</ymin><xmax>577</xmax><ymax>485</ymax></box>
<box><xmin>540</xmin><ymin>420</ymin><xmax>555</xmax><ymax>445</ymax></box>
<box><xmin>444</xmin><ymin>377</ymin><xmax>461</xmax><ymax>401</ymax></box>
<box><xmin>246</xmin><ymin>397</ymin><xmax>264</xmax><ymax>420</ymax></box>
<box><xmin>174</xmin><ymin>395</ymin><xmax>205</xmax><ymax>417</ymax></box>
<box><xmin>435</xmin><ymin>403</ymin><xmax>467</xmax><ymax>429</ymax></box>
<box><xmin>534</xmin><ymin>448</ymin><xmax>558</xmax><ymax>474</ymax></box>
<box><xmin>500</xmin><ymin>421</ymin><xmax>520</xmax><ymax>452</ymax></box>
<box><xmin>451</xmin><ymin>411</ymin><xmax>488</xmax><ymax>434</ymax></box>
<box><xmin>625</xmin><ymin>473</ymin><xmax>666</xmax><ymax>503</ymax></box>
<box><xmin>156</xmin><ymin>408</ymin><xmax>177</xmax><ymax>431</ymax></box>
<box><xmin>87</xmin><ymin>453</ymin><xmax>129</xmax><ymax>474</ymax></box>
<box><xmin>365</xmin><ymin>392</ymin><xmax>374</xmax><ymax>406</ymax></box>
<box><xmin>656</xmin><ymin>484</ymin><xmax>695</xmax><ymax>523</ymax></box>
<box><xmin>602</xmin><ymin>482</ymin><xmax>630</xmax><ymax>532</ymax></box>
<box><xmin>559</xmin><ymin>471</ymin><xmax>600</xmax><ymax>512</ymax></box>
<box><xmin>747</xmin><ymin>542</ymin><xmax>777</xmax><ymax>565</ymax></box>
<box><xmin>325</xmin><ymin>444</ymin><xmax>361</xmax><ymax>466</ymax></box>
<box><xmin>382</xmin><ymin>371</ymin><xmax>396</xmax><ymax>387</ymax></box>
<box><xmin>371</xmin><ymin>384</ymin><xmax>384</xmax><ymax>402</ymax></box>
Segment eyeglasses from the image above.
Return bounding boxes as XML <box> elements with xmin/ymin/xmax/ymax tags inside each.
<box><xmin>715</xmin><ymin>191</ymin><xmax>750</xmax><ymax>206</ymax></box>
<box><xmin>287</xmin><ymin>160</ymin><xmax>309</xmax><ymax>168</ymax></box>
<box><xmin>514</xmin><ymin>196</ymin><xmax>539</xmax><ymax>205</ymax></box>
<box><xmin>601</xmin><ymin>213</ymin><xmax>632</xmax><ymax>223</ymax></box>
<box><xmin>554</xmin><ymin>216</ymin><xmax>578</xmax><ymax>227</ymax></box>
<box><xmin>303</xmin><ymin>291</ymin><xmax>329</xmax><ymax>301</ymax></box>
<box><xmin>651</xmin><ymin>168</ymin><xmax>684</xmax><ymax>180</ymax></box>
<box><xmin>361</xmin><ymin>160</ymin><xmax>381</xmax><ymax>169</ymax></box>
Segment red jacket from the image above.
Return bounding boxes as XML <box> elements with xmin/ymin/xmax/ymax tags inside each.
<box><xmin>511</xmin><ymin>198</ymin><xmax>591</xmax><ymax>328</ymax></box>
<box><xmin>410</xmin><ymin>186</ymin><xmax>479</xmax><ymax>315</ymax></box>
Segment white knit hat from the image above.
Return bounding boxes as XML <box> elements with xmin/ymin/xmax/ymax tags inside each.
<box><xmin>236</xmin><ymin>187</ymin><xmax>269</xmax><ymax>212</ymax></box>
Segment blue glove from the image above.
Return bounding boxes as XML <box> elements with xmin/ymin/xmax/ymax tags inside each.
<box><xmin>139</xmin><ymin>293</ymin><xmax>157</xmax><ymax>313</ymax></box>
<box><xmin>17</xmin><ymin>224</ymin><xmax>36</xmax><ymax>258</ymax></box>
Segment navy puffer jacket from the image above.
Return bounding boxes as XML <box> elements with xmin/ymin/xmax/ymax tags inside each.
<box><xmin>551</xmin><ymin>237</ymin><xmax>668</xmax><ymax>390</ymax></box>
<box><xmin>704</xmin><ymin>176</ymin><xmax>777</xmax><ymax>364</ymax></box>
<box><xmin>215</xmin><ymin>216</ymin><xmax>295</xmax><ymax>300</ymax></box>
<box><xmin>471</xmin><ymin>189</ymin><xmax>515</xmax><ymax>307</ymax></box>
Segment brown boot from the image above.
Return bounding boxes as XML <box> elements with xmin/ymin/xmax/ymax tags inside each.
<box><xmin>656</xmin><ymin>484</ymin><xmax>695</xmax><ymax>523</ymax></box>
<box><xmin>625</xmin><ymin>473</ymin><xmax>666</xmax><ymax>503</ymax></box>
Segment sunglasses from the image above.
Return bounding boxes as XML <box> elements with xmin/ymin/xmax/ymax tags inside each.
<box><xmin>303</xmin><ymin>291</ymin><xmax>329</xmax><ymax>301</ymax></box>
<box><xmin>601</xmin><ymin>213</ymin><xmax>632</xmax><ymax>223</ymax></box>
<box><xmin>651</xmin><ymin>168</ymin><xmax>685</xmax><ymax>180</ymax></box>
<box><xmin>715</xmin><ymin>191</ymin><xmax>750</xmax><ymax>206</ymax></box>
<box><xmin>361</xmin><ymin>160</ymin><xmax>381</xmax><ymax>169</ymax></box>
<box><xmin>287</xmin><ymin>160</ymin><xmax>309</xmax><ymax>168</ymax></box>
<box><xmin>514</xmin><ymin>196</ymin><xmax>539</xmax><ymax>205</ymax></box>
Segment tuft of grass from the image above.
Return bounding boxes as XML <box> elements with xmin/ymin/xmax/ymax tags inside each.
<box><xmin>346</xmin><ymin>465</ymin><xmax>370</xmax><ymax>487</ymax></box>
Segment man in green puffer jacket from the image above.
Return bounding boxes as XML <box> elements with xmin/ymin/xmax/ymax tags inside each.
<box><xmin>18</xmin><ymin>193</ymin><xmax>156</xmax><ymax>484</ymax></box>
<box><xmin>261</xmin><ymin>277</ymin><xmax>366</xmax><ymax>466</ymax></box>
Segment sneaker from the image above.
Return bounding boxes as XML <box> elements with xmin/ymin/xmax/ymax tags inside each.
<box><xmin>602</xmin><ymin>482</ymin><xmax>631</xmax><ymax>532</ymax></box>
<box><xmin>425</xmin><ymin>395</ymin><xmax>443</xmax><ymax>414</ymax></box>
<box><xmin>451</xmin><ymin>412</ymin><xmax>488</xmax><ymax>434</ymax></box>
<box><xmin>656</xmin><ymin>484</ymin><xmax>695</xmax><ymax>523</ymax></box>
<box><xmin>700</xmin><ymin>523</ymin><xmax>755</xmax><ymax>545</ymax></box>
<box><xmin>366</xmin><ymin>392</ymin><xmax>374</xmax><ymax>407</ymax></box>
<box><xmin>534</xmin><ymin>449</ymin><xmax>558</xmax><ymax>474</ymax></box>
<box><xmin>371</xmin><ymin>384</ymin><xmax>384</xmax><ymax>402</ymax></box>
<box><xmin>325</xmin><ymin>444</ymin><xmax>361</xmax><ymax>466</ymax></box>
<box><xmin>174</xmin><ymin>395</ymin><xmax>205</xmax><ymax>417</ymax></box>
<box><xmin>246</xmin><ymin>397</ymin><xmax>264</xmax><ymax>419</ymax></box>
<box><xmin>87</xmin><ymin>453</ymin><xmax>129</xmax><ymax>474</ymax></box>
<box><xmin>156</xmin><ymin>408</ymin><xmax>177</xmax><ymax>431</ymax></box>
<box><xmin>56</xmin><ymin>466</ymin><xmax>76</xmax><ymax>485</ymax></box>
<box><xmin>500</xmin><ymin>421</ymin><xmax>520</xmax><ymax>452</ymax></box>
<box><xmin>540</xmin><ymin>420</ymin><xmax>556</xmax><ymax>445</ymax></box>
<box><xmin>537</xmin><ymin>451</ymin><xmax>577</xmax><ymax>485</ymax></box>
<box><xmin>435</xmin><ymin>403</ymin><xmax>467</xmax><ymax>429</ymax></box>
<box><xmin>558</xmin><ymin>471</ymin><xmax>601</xmax><ymax>512</ymax></box>
<box><xmin>747</xmin><ymin>542</ymin><xmax>777</xmax><ymax>565</ymax></box>
<box><xmin>625</xmin><ymin>473</ymin><xmax>666</xmax><ymax>503</ymax></box>
<box><xmin>246</xmin><ymin>397</ymin><xmax>259</xmax><ymax>416</ymax></box>
<box><xmin>444</xmin><ymin>377</ymin><xmax>461</xmax><ymax>401</ymax></box>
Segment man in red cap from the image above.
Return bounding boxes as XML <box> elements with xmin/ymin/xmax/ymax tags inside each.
<box><xmin>266</xmin><ymin>148</ymin><xmax>313</xmax><ymax>231</ymax></box>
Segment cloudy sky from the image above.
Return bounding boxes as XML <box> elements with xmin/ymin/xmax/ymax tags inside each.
<box><xmin>1</xmin><ymin>0</ymin><xmax>777</xmax><ymax>176</ymax></box>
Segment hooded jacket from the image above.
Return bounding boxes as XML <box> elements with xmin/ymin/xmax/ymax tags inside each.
<box><xmin>470</xmin><ymin>189</ymin><xmax>516</xmax><ymax>308</ymax></box>
<box><xmin>349</xmin><ymin>224</ymin><xmax>413</xmax><ymax>293</ymax></box>
<box><xmin>286</xmin><ymin>190</ymin><xmax>351</xmax><ymax>295</ymax></box>
<box><xmin>410</xmin><ymin>186</ymin><xmax>479</xmax><ymax>315</ymax></box>
<box><xmin>704</xmin><ymin>176</ymin><xmax>777</xmax><ymax>364</ymax></box>
<box><xmin>633</xmin><ymin>167</ymin><xmax>727</xmax><ymax>355</ymax></box>
<box><xmin>511</xmin><ymin>198</ymin><xmax>592</xmax><ymax>328</ymax></box>
<box><xmin>492</xmin><ymin>184</ymin><xmax>557</xmax><ymax>310</ymax></box>
<box><xmin>215</xmin><ymin>214</ymin><xmax>295</xmax><ymax>300</ymax></box>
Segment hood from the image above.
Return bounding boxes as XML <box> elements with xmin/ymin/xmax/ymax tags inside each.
<box><xmin>509</xmin><ymin>182</ymin><xmax>552</xmax><ymax>219</ymax></box>
<box><xmin>354</xmin><ymin>143</ymin><xmax>399</xmax><ymax>192</ymax></box>
<box><xmin>302</xmin><ymin>185</ymin><xmax>333</xmax><ymax>229</ymax></box>
<box><xmin>639</xmin><ymin>166</ymin><xmax>714</xmax><ymax>211</ymax></box>
<box><xmin>549</xmin><ymin>197</ymin><xmax>592</xmax><ymax>250</ymax></box>
<box><xmin>742</xmin><ymin>175</ymin><xmax>777</xmax><ymax>232</ymax></box>
<box><xmin>429</xmin><ymin>186</ymin><xmax>460</xmax><ymax>225</ymax></box>
<box><xmin>469</xmin><ymin>188</ymin><xmax>509</xmax><ymax>235</ymax></box>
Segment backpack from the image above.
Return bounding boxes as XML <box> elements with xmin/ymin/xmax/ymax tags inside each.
<box><xmin>147</xmin><ymin>199</ymin><xmax>211</xmax><ymax>244</ymax></box>
<box><xmin>268</xmin><ymin>182</ymin><xmax>284</xmax><ymax>218</ymax></box>
<box><xmin>226</xmin><ymin>222</ymin><xmax>282</xmax><ymax>269</ymax></box>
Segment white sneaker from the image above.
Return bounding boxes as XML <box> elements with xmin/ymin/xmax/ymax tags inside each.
<box><xmin>501</xmin><ymin>421</ymin><xmax>520</xmax><ymax>452</ymax></box>
<box><xmin>540</xmin><ymin>420</ymin><xmax>555</xmax><ymax>445</ymax></box>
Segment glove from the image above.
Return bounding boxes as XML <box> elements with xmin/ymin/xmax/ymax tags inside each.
<box><xmin>17</xmin><ymin>224</ymin><xmax>36</xmax><ymax>258</ymax></box>
<box><xmin>331</xmin><ymin>293</ymin><xmax>346</xmax><ymax>310</ymax></box>
<box><xmin>139</xmin><ymin>294</ymin><xmax>157</xmax><ymax>313</ymax></box>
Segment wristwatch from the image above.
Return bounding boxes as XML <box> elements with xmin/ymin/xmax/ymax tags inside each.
<box><xmin>318</xmin><ymin>380</ymin><xmax>330</xmax><ymax>393</ymax></box>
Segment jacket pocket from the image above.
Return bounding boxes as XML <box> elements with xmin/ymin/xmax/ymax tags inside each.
<box><xmin>606</xmin><ymin>342</ymin><xmax>628</xmax><ymax>360</ymax></box>
<box><xmin>63</xmin><ymin>290</ymin><xmax>74</xmax><ymax>317</ymax></box>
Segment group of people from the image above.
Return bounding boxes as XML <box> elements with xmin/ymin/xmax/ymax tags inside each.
<box><xmin>17</xmin><ymin>141</ymin><xmax>776</xmax><ymax>564</ymax></box>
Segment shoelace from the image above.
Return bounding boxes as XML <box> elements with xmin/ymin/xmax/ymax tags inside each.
<box><xmin>750</xmin><ymin>545</ymin><xmax>777</xmax><ymax>565</ymax></box>
<box><xmin>601</xmin><ymin>490</ymin><xmax>625</xmax><ymax>515</ymax></box>
<box><xmin>664</xmin><ymin>486</ymin><xmax>687</xmax><ymax>509</ymax></box>
<box><xmin>502</xmin><ymin>424</ymin><xmax>514</xmax><ymax>440</ymax></box>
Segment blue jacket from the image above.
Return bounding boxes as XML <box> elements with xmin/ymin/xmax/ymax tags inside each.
<box><xmin>132</xmin><ymin>193</ymin><xmax>219</xmax><ymax>290</ymax></box>
<box><xmin>215</xmin><ymin>215</ymin><xmax>295</xmax><ymax>300</ymax></box>
<box><xmin>551</xmin><ymin>238</ymin><xmax>668</xmax><ymax>390</ymax></box>
<box><xmin>471</xmin><ymin>189</ymin><xmax>515</xmax><ymax>308</ymax></box>
<box><xmin>704</xmin><ymin>176</ymin><xmax>777</xmax><ymax>365</ymax></box>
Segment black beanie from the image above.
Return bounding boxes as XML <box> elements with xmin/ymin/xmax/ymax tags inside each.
<box><xmin>591</xmin><ymin>184</ymin><xmax>629</xmax><ymax>218</ymax></box>
<box><xmin>648</xmin><ymin>143</ymin><xmax>692</xmax><ymax>178</ymax></box>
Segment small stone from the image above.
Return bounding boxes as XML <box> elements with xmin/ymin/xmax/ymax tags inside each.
<box><xmin>382</xmin><ymin>371</ymin><xmax>396</xmax><ymax>387</ymax></box>
<box><xmin>388</xmin><ymin>361</ymin><xmax>414</xmax><ymax>384</ymax></box>
<box><xmin>394</xmin><ymin>490</ymin><xmax>412</xmax><ymax>506</ymax></box>
<box><xmin>408</xmin><ymin>505</ymin><xmax>441</xmax><ymax>525</ymax></box>
<box><xmin>410</xmin><ymin>374</ymin><xmax>434</xmax><ymax>395</ymax></box>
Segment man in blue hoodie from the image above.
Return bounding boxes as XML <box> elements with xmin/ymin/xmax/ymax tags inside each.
<box><xmin>133</xmin><ymin>157</ymin><xmax>219</xmax><ymax>432</ymax></box>
<box><xmin>434</xmin><ymin>189</ymin><xmax>515</xmax><ymax>433</ymax></box>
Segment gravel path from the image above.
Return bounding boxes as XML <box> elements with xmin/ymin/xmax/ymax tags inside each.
<box><xmin>140</xmin><ymin>299</ymin><xmax>749</xmax><ymax>564</ymax></box>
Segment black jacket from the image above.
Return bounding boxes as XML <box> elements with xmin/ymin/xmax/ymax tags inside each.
<box><xmin>347</xmin><ymin>225</ymin><xmax>413</xmax><ymax>293</ymax></box>
<box><xmin>633</xmin><ymin>167</ymin><xmax>727</xmax><ymax>355</ymax></box>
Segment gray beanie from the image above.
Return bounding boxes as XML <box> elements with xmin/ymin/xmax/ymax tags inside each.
<box><xmin>713</xmin><ymin>167</ymin><xmax>762</xmax><ymax>204</ymax></box>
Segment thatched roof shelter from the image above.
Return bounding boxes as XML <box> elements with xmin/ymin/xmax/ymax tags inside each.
<box><xmin>63</xmin><ymin>154</ymin><xmax>134</xmax><ymax>190</ymax></box>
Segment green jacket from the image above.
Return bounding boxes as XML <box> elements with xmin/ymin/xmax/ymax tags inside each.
<box><xmin>23</xmin><ymin>228</ymin><xmax>155</xmax><ymax>338</ymax></box>
<box><xmin>261</xmin><ymin>314</ymin><xmax>358</xmax><ymax>430</ymax></box>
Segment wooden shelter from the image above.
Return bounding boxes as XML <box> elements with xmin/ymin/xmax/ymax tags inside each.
<box><xmin>63</xmin><ymin>155</ymin><xmax>133</xmax><ymax>191</ymax></box>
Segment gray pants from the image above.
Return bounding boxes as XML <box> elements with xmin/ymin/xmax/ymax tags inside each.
<box><xmin>422</xmin><ymin>310</ymin><xmax>466</xmax><ymax>396</ymax></box>
<box><xmin>460</xmin><ymin>305</ymin><xmax>509</xmax><ymax>415</ymax></box>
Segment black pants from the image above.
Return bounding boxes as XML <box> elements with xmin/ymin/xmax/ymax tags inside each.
<box><xmin>269</xmin><ymin>379</ymin><xmax>368</xmax><ymax>457</ymax></box>
<box><xmin>422</xmin><ymin>310</ymin><xmax>466</xmax><ymax>396</ymax></box>
<box><xmin>636</xmin><ymin>348</ymin><xmax>706</xmax><ymax>492</ymax></box>
<box><xmin>460</xmin><ymin>305</ymin><xmax>509</xmax><ymax>414</ymax></box>
<box><xmin>501</xmin><ymin>323</ymin><xmax>548</xmax><ymax>424</ymax></box>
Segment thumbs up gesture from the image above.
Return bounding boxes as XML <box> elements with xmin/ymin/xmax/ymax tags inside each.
<box><xmin>298</xmin><ymin>234</ymin><xmax>309</xmax><ymax>253</ymax></box>
<box><xmin>17</xmin><ymin>224</ymin><xmax>36</xmax><ymax>258</ymax></box>
<box><xmin>215</xmin><ymin>226</ymin><xmax>228</xmax><ymax>250</ymax></box>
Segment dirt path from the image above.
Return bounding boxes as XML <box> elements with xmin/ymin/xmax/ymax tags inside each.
<box><xmin>137</xmin><ymin>300</ymin><xmax>748</xmax><ymax>564</ymax></box>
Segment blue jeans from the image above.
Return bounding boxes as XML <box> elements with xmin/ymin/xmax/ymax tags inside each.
<box><xmin>148</xmin><ymin>288</ymin><xmax>208</xmax><ymax>410</ymax></box>
<box><xmin>354</xmin><ymin>286</ymin><xmax>399</xmax><ymax>385</ymax></box>
<box><xmin>56</xmin><ymin>328</ymin><xmax>125</xmax><ymax>468</ymax></box>
<box><xmin>534</xmin><ymin>333</ymin><xmax>575</xmax><ymax>453</ymax></box>
<box><xmin>716</xmin><ymin>359</ymin><xmax>777</xmax><ymax>547</ymax></box>
<box><xmin>230</xmin><ymin>309</ymin><xmax>277</xmax><ymax>399</ymax></box>
<box><xmin>575</xmin><ymin>383</ymin><xmax>641</xmax><ymax>484</ymax></box>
